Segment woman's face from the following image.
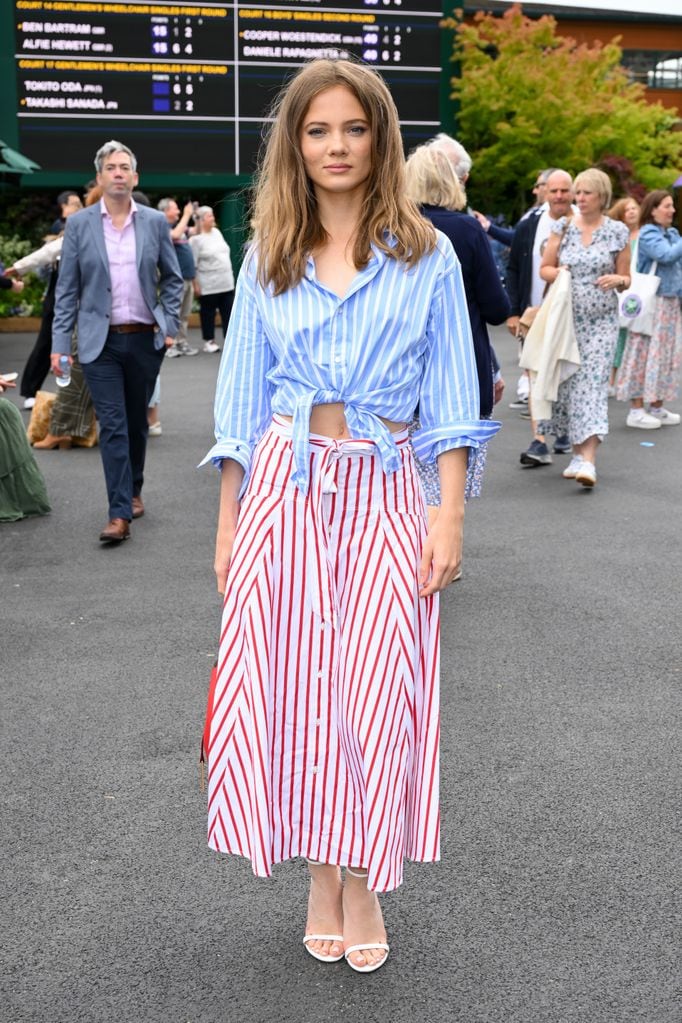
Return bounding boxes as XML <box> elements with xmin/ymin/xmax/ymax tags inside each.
<box><xmin>299</xmin><ymin>85</ymin><xmax>372</xmax><ymax>201</ymax></box>
<box><xmin>623</xmin><ymin>201</ymin><xmax>639</xmax><ymax>228</ymax></box>
<box><xmin>575</xmin><ymin>185</ymin><xmax>602</xmax><ymax>217</ymax></box>
<box><xmin>652</xmin><ymin>195</ymin><xmax>675</xmax><ymax>228</ymax></box>
<box><xmin>202</xmin><ymin>209</ymin><xmax>215</xmax><ymax>231</ymax></box>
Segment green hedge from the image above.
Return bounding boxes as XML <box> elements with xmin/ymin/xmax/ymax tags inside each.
<box><xmin>0</xmin><ymin>234</ymin><xmax>47</xmax><ymax>317</ymax></box>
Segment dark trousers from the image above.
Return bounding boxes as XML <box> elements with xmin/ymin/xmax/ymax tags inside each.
<box><xmin>21</xmin><ymin>272</ymin><xmax>57</xmax><ymax>399</ymax></box>
<box><xmin>20</xmin><ymin>309</ymin><xmax>53</xmax><ymax>399</ymax></box>
<box><xmin>198</xmin><ymin>290</ymin><xmax>233</xmax><ymax>341</ymax></box>
<box><xmin>82</xmin><ymin>330</ymin><xmax>164</xmax><ymax>520</ymax></box>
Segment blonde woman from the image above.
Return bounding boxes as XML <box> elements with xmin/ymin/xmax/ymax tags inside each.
<box><xmin>540</xmin><ymin>168</ymin><xmax>630</xmax><ymax>487</ymax></box>
<box><xmin>201</xmin><ymin>59</ymin><xmax>497</xmax><ymax>973</ymax></box>
<box><xmin>404</xmin><ymin>143</ymin><xmax>509</xmax><ymax>504</ymax></box>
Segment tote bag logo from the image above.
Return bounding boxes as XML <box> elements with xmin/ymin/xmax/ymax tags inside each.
<box><xmin>621</xmin><ymin>293</ymin><xmax>643</xmax><ymax>319</ymax></box>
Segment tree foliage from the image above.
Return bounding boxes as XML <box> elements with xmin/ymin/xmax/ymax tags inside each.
<box><xmin>445</xmin><ymin>4</ymin><xmax>682</xmax><ymax>220</ymax></box>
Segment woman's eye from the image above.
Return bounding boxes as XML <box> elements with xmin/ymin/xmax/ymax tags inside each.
<box><xmin>307</xmin><ymin>128</ymin><xmax>325</xmax><ymax>138</ymax></box>
<box><xmin>348</xmin><ymin>125</ymin><xmax>367</xmax><ymax>136</ymax></box>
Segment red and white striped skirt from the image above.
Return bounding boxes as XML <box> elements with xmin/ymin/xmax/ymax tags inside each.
<box><xmin>207</xmin><ymin>417</ymin><xmax>441</xmax><ymax>892</ymax></box>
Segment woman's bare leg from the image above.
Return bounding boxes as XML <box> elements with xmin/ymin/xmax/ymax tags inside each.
<box><xmin>342</xmin><ymin>868</ymin><xmax>388</xmax><ymax>969</ymax></box>
<box><xmin>305</xmin><ymin>862</ymin><xmax>344</xmax><ymax>959</ymax></box>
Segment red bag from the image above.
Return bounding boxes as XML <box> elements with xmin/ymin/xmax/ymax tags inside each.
<box><xmin>199</xmin><ymin>659</ymin><xmax>219</xmax><ymax>789</ymax></box>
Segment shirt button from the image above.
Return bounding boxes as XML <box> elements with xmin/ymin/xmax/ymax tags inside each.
<box><xmin>315</xmin><ymin>719</ymin><xmax>322</xmax><ymax>727</ymax></box>
<box><xmin>317</xmin><ymin>671</ymin><xmax>324</xmax><ymax>678</ymax></box>
<box><xmin>311</xmin><ymin>766</ymin><xmax>318</xmax><ymax>774</ymax></box>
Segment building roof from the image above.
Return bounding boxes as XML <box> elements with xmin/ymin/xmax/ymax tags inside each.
<box><xmin>464</xmin><ymin>1</ymin><xmax>682</xmax><ymax>26</ymax></box>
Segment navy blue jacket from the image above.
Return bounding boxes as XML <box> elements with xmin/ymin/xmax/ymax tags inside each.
<box><xmin>421</xmin><ymin>206</ymin><xmax>510</xmax><ymax>418</ymax></box>
<box><xmin>505</xmin><ymin>208</ymin><xmax>542</xmax><ymax>316</ymax></box>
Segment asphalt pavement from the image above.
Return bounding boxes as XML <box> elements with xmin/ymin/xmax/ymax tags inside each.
<box><xmin>1</xmin><ymin>325</ymin><xmax>679</xmax><ymax>1023</ymax></box>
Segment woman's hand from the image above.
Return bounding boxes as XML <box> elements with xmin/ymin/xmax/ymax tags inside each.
<box><xmin>596</xmin><ymin>273</ymin><xmax>628</xmax><ymax>291</ymax></box>
<box><xmin>215</xmin><ymin>515</ymin><xmax>239</xmax><ymax>595</ymax></box>
<box><xmin>215</xmin><ymin>459</ymin><xmax>245</xmax><ymax>595</ymax></box>
<box><xmin>419</xmin><ymin>510</ymin><xmax>463</xmax><ymax>596</ymax></box>
<box><xmin>419</xmin><ymin>446</ymin><xmax>467</xmax><ymax>596</ymax></box>
<box><xmin>472</xmin><ymin>211</ymin><xmax>491</xmax><ymax>233</ymax></box>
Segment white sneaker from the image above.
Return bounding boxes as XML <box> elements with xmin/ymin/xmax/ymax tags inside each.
<box><xmin>148</xmin><ymin>421</ymin><xmax>162</xmax><ymax>437</ymax></box>
<box><xmin>648</xmin><ymin>407</ymin><xmax>680</xmax><ymax>426</ymax></box>
<box><xmin>23</xmin><ymin>396</ymin><xmax>35</xmax><ymax>410</ymax></box>
<box><xmin>562</xmin><ymin>455</ymin><xmax>583</xmax><ymax>478</ymax></box>
<box><xmin>575</xmin><ymin>460</ymin><xmax>597</xmax><ymax>487</ymax></box>
<box><xmin>202</xmin><ymin>341</ymin><xmax>221</xmax><ymax>354</ymax></box>
<box><xmin>626</xmin><ymin>409</ymin><xmax>661</xmax><ymax>429</ymax></box>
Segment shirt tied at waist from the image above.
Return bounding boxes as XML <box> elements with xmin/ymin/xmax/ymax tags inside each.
<box><xmin>290</xmin><ymin>389</ymin><xmax>404</xmax><ymax>495</ymax></box>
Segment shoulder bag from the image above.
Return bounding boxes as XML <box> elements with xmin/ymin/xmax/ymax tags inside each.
<box><xmin>618</xmin><ymin>239</ymin><xmax>659</xmax><ymax>334</ymax></box>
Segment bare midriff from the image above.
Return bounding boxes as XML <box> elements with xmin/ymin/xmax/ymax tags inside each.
<box><xmin>279</xmin><ymin>402</ymin><xmax>406</xmax><ymax>438</ymax></box>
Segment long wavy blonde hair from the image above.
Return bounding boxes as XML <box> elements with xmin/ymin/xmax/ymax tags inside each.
<box><xmin>250</xmin><ymin>59</ymin><xmax>435</xmax><ymax>295</ymax></box>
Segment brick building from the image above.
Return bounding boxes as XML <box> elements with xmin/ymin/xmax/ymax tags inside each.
<box><xmin>464</xmin><ymin>2</ymin><xmax>682</xmax><ymax>115</ymax></box>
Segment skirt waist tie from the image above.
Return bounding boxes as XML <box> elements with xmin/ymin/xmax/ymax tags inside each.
<box><xmin>270</xmin><ymin>415</ymin><xmax>409</xmax><ymax>626</ymax></box>
<box><xmin>308</xmin><ymin>436</ymin><xmax>377</xmax><ymax>625</ymax></box>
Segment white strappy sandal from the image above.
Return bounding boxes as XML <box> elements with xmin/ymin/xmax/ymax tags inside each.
<box><xmin>303</xmin><ymin>860</ymin><xmax>344</xmax><ymax>963</ymax></box>
<box><xmin>302</xmin><ymin>933</ymin><xmax>345</xmax><ymax>963</ymax></box>
<box><xmin>343</xmin><ymin>867</ymin><xmax>390</xmax><ymax>974</ymax></box>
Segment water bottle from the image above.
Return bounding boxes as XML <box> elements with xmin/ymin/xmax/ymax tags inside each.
<box><xmin>56</xmin><ymin>354</ymin><xmax>71</xmax><ymax>388</ymax></box>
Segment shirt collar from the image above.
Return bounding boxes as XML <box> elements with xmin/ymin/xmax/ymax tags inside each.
<box><xmin>100</xmin><ymin>195</ymin><xmax>137</xmax><ymax>223</ymax></box>
<box><xmin>305</xmin><ymin>238</ymin><xmax>392</xmax><ymax>281</ymax></box>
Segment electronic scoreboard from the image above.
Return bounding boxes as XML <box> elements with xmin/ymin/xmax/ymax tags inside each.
<box><xmin>14</xmin><ymin>1</ymin><xmax>443</xmax><ymax>178</ymax></box>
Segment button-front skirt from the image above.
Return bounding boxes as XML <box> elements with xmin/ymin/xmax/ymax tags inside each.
<box><xmin>207</xmin><ymin>419</ymin><xmax>440</xmax><ymax>892</ymax></box>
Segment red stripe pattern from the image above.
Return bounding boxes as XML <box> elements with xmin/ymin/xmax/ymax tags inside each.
<box><xmin>207</xmin><ymin>420</ymin><xmax>440</xmax><ymax>892</ymax></box>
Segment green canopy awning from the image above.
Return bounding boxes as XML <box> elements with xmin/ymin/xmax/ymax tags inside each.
<box><xmin>0</xmin><ymin>141</ymin><xmax>41</xmax><ymax>174</ymax></box>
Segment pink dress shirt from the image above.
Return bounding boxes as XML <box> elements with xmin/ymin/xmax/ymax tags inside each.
<box><xmin>100</xmin><ymin>197</ymin><xmax>155</xmax><ymax>326</ymax></box>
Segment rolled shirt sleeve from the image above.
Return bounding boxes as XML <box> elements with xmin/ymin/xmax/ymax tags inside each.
<box><xmin>198</xmin><ymin>252</ymin><xmax>275</xmax><ymax>494</ymax></box>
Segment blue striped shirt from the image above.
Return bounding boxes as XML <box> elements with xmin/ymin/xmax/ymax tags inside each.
<box><xmin>200</xmin><ymin>231</ymin><xmax>501</xmax><ymax>494</ymax></box>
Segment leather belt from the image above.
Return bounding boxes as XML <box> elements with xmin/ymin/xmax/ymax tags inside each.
<box><xmin>109</xmin><ymin>322</ymin><xmax>154</xmax><ymax>334</ymax></box>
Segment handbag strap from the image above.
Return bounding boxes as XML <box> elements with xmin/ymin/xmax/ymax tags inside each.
<box><xmin>631</xmin><ymin>236</ymin><xmax>658</xmax><ymax>279</ymax></box>
<box><xmin>630</xmin><ymin>237</ymin><xmax>638</xmax><ymax>274</ymax></box>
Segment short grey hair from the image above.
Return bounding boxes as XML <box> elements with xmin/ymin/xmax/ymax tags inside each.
<box><xmin>157</xmin><ymin>197</ymin><xmax>175</xmax><ymax>212</ymax></box>
<box><xmin>196</xmin><ymin>205</ymin><xmax>213</xmax><ymax>220</ymax></box>
<box><xmin>94</xmin><ymin>140</ymin><xmax>137</xmax><ymax>174</ymax></box>
<box><xmin>427</xmin><ymin>133</ymin><xmax>472</xmax><ymax>182</ymax></box>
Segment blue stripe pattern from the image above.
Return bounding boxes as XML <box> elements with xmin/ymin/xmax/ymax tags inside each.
<box><xmin>200</xmin><ymin>230</ymin><xmax>501</xmax><ymax>494</ymax></box>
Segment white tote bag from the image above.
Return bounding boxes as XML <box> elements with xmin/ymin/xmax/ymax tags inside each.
<box><xmin>618</xmin><ymin>239</ymin><xmax>659</xmax><ymax>334</ymax></box>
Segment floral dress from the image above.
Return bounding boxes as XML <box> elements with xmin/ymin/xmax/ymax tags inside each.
<box><xmin>615</xmin><ymin>224</ymin><xmax>682</xmax><ymax>403</ymax></box>
<box><xmin>538</xmin><ymin>216</ymin><xmax>628</xmax><ymax>445</ymax></box>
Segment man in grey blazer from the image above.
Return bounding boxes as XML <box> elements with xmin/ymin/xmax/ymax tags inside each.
<box><xmin>52</xmin><ymin>140</ymin><xmax>183</xmax><ymax>543</ymax></box>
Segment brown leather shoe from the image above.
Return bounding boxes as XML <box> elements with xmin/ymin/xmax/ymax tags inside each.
<box><xmin>33</xmin><ymin>433</ymin><xmax>72</xmax><ymax>450</ymax></box>
<box><xmin>131</xmin><ymin>495</ymin><xmax>144</xmax><ymax>519</ymax></box>
<box><xmin>99</xmin><ymin>518</ymin><xmax>131</xmax><ymax>543</ymax></box>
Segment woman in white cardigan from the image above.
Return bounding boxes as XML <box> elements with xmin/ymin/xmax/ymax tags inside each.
<box><xmin>189</xmin><ymin>207</ymin><xmax>235</xmax><ymax>354</ymax></box>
